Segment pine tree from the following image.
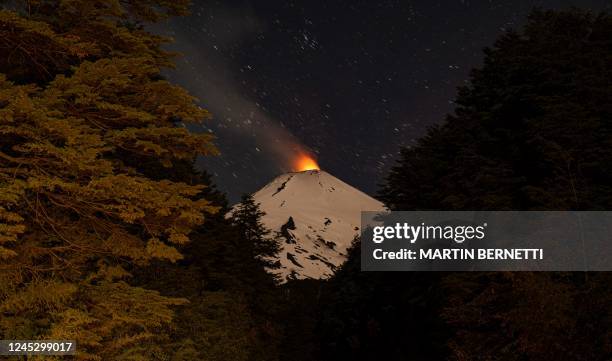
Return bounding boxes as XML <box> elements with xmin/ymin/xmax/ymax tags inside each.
<box><xmin>0</xmin><ymin>1</ymin><xmax>219</xmax><ymax>359</ymax></box>
<box><xmin>231</xmin><ymin>194</ymin><xmax>282</xmax><ymax>273</ymax></box>
<box><xmin>228</xmin><ymin>194</ymin><xmax>282</xmax><ymax>361</ymax></box>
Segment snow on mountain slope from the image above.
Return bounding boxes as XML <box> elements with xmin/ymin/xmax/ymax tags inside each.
<box><xmin>252</xmin><ymin>170</ymin><xmax>386</xmax><ymax>281</ymax></box>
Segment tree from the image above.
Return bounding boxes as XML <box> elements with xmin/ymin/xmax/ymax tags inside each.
<box><xmin>0</xmin><ymin>0</ymin><xmax>191</xmax><ymax>84</ymax></box>
<box><xmin>313</xmin><ymin>239</ymin><xmax>448</xmax><ymax>361</ymax></box>
<box><xmin>133</xmin><ymin>187</ymin><xmax>284</xmax><ymax>361</ymax></box>
<box><xmin>380</xmin><ymin>9</ymin><xmax>612</xmax><ymax>212</ymax></box>
<box><xmin>231</xmin><ymin>194</ymin><xmax>282</xmax><ymax>273</ymax></box>
<box><xmin>228</xmin><ymin>194</ymin><xmax>283</xmax><ymax>361</ymax></box>
<box><xmin>377</xmin><ymin>8</ymin><xmax>612</xmax><ymax>360</ymax></box>
<box><xmin>0</xmin><ymin>1</ymin><xmax>219</xmax><ymax>359</ymax></box>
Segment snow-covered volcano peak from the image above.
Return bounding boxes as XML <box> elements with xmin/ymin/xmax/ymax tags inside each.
<box><xmin>252</xmin><ymin>169</ymin><xmax>385</xmax><ymax>281</ymax></box>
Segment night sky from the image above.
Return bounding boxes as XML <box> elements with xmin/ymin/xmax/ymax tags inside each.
<box><xmin>156</xmin><ymin>0</ymin><xmax>611</xmax><ymax>203</ymax></box>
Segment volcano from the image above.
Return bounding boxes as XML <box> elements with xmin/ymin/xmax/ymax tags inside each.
<box><xmin>251</xmin><ymin>170</ymin><xmax>386</xmax><ymax>281</ymax></box>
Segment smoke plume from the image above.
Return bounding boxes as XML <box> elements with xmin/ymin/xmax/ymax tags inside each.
<box><xmin>156</xmin><ymin>4</ymin><xmax>316</xmax><ymax>174</ymax></box>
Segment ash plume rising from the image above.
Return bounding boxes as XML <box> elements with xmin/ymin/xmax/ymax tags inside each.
<box><xmin>153</xmin><ymin>4</ymin><xmax>316</xmax><ymax>196</ymax></box>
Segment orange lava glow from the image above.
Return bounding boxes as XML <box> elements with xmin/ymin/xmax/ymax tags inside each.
<box><xmin>295</xmin><ymin>154</ymin><xmax>320</xmax><ymax>171</ymax></box>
